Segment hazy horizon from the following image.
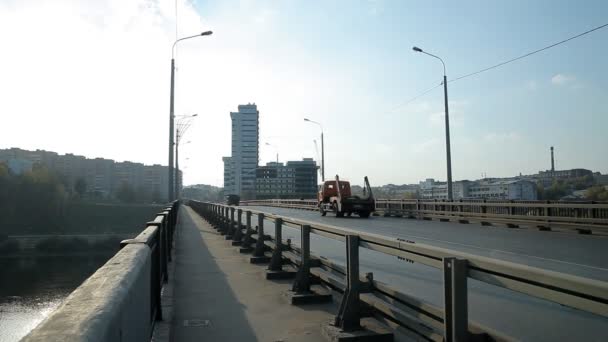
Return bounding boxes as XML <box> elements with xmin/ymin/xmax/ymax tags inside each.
<box><xmin>1</xmin><ymin>0</ymin><xmax>606</xmax><ymax>187</ymax></box>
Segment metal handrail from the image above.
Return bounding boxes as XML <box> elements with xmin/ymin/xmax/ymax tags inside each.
<box><xmin>190</xmin><ymin>201</ymin><xmax>608</xmax><ymax>341</ymax></box>
<box><xmin>240</xmin><ymin>198</ymin><xmax>608</xmax><ymax>233</ymax></box>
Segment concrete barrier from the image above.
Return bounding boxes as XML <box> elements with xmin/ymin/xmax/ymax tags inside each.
<box><xmin>23</xmin><ymin>243</ymin><xmax>152</xmax><ymax>342</ymax></box>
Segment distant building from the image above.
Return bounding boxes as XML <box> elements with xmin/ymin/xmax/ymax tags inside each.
<box><xmin>594</xmin><ymin>172</ymin><xmax>608</xmax><ymax>186</ymax></box>
<box><xmin>5</xmin><ymin>158</ymin><xmax>33</xmax><ymax>174</ymax></box>
<box><xmin>467</xmin><ymin>180</ymin><xmax>537</xmax><ymax>200</ymax></box>
<box><xmin>255</xmin><ymin>159</ymin><xmax>318</xmax><ymax>199</ymax></box>
<box><xmin>531</xmin><ymin>168</ymin><xmax>593</xmax><ymax>187</ymax></box>
<box><xmin>224</xmin><ymin>103</ymin><xmax>259</xmax><ymax>199</ymax></box>
<box><xmin>419</xmin><ymin>178</ymin><xmax>537</xmax><ymax>200</ymax></box>
<box><xmin>288</xmin><ymin>158</ymin><xmax>319</xmax><ymax>199</ymax></box>
<box><xmin>222</xmin><ymin>156</ymin><xmax>234</xmax><ymax>195</ymax></box>
<box><xmin>0</xmin><ymin>147</ymin><xmax>172</xmax><ymax>201</ymax></box>
<box><xmin>419</xmin><ymin>179</ymin><xmax>471</xmax><ymax>200</ymax></box>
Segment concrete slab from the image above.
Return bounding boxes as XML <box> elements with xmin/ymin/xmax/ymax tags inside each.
<box><xmin>170</xmin><ymin>207</ymin><xmax>339</xmax><ymax>342</ymax></box>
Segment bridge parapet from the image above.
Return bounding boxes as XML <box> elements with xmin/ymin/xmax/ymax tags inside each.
<box><xmin>191</xmin><ymin>200</ymin><xmax>608</xmax><ymax>342</ymax></box>
<box><xmin>241</xmin><ymin>198</ymin><xmax>608</xmax><ymax>234</ymax></box>
<box><xmin>23</xmin><ymin>201</ymin><xmax>179</xmax><ymax>342</ymax></box>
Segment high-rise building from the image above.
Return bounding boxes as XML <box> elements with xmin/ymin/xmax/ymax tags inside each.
<box><xmin>225</xmin><ymin>103</ymin><xmax>259</xmax><ymax>199</ymax></box>
<box><xmin>222</xmin><ymin>156</ymin><xmax>234</xmax><ymax>195</ymax></box>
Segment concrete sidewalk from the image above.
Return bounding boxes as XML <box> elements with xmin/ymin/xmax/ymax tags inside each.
<box><xmin>169</xmin><ymin>206</ymin><xmax>337</xmax><ymax>341</ymax></box>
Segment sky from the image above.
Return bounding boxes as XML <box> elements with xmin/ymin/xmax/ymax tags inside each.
<box><xmin>0</xmin><ymin>0</ymin><xmax>606</xmax><ymax>187</ymax></box>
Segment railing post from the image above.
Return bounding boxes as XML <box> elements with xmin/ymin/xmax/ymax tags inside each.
<box><xmin>228</xmin><ymin>207</ymin><xmax>235</xmax><ymax>239</ymax></box>
<box><xmin>293</xmin><ymin>225</ymin><xmax>312</xmax><ymax>293</ymax></box>
<box><xmin>233</xmin><ymin>208</ymin><xmax>244</xmax><ymax>243</ymax></box>
<box><xmin>334</xmin><ymin>235</ymin><xmax>361</xmax><ymax>332</ymax></box>
<box><xmin>443</xmin><ymin>257</ymin><xmax>468</xmax><ymax>342</ymax></box>
<box><xmin>223</xmin><ymin>206</ymin><xmax>229</xmax><ymax>235</ymax></box>
<box><xmin>253</xmin><ymin>213</ymin><xmax>266</xmax><ymax>257</ymax></box>
<box><xmin>268</xmin><ymin>218</ymin><xmax>284</xmax><ymax>271</ymax></box>
<box><xmin>241</xmin><ymin>211</ymin><xmax>254</xmax><ymax>251</ymax></box>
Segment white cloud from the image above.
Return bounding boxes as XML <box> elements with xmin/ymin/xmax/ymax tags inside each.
<box><xmin>551</xmin><ymin>73</ymin><xmax>575</xmax><ymax>86</ymax></box>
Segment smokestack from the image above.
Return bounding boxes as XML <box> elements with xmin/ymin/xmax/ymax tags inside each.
<box><xmin>550</xmin><ymin>146</ymin><xmax>555</xmax><ymax>172</ymax></box>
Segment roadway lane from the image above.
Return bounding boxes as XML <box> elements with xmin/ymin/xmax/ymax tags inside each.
<box><xmin>241</xmin><ymin>205</ymin><xmax>608</xmax><ymax>341</ymax></box>
<box><xmin>246</xmin><ymin>205</ymin><xmax>608</xmax><ymax>281</ymax></box>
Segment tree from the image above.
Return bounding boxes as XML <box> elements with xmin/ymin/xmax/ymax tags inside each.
<box><xmin>586</xmin><ymin>186</ymin><xmax>608</xmax><ymax>201</ymax></box>
<box><xmin>74</xmin><ymin>178</ymin><xmax>87</xmax><ymax>198</ymax></box>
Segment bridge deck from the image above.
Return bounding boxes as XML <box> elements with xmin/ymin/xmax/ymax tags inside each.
<box><xmin>169</xmin><ymin>206</ymin><xmax>337</xmax><ymax>341</ymax></box>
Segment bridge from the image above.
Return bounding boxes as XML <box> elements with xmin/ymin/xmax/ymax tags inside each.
<box><xmin>22</xmin><ymin>199</ymin><xmax>608</xmax><ymax>341</ymax></box>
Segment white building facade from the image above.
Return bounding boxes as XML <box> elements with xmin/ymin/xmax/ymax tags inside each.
<box><xmin>419</xmin><ymin>178</ymin><xmax>537</xmax><ymax>200</ymax></box>
<box><xmin>223</xmin><ymin>104</ymin><xmax>259</xmax><ymax>199</ymax></box>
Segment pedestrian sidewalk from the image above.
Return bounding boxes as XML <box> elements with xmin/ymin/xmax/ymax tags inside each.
<box><xmin>169</xmin><ymin>205</ymin><xmax>337</xmax><ymax>341</ymax></box>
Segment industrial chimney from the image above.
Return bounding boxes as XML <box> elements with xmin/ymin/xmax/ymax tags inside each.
<box><xmin>550</xmin><ymin>146</ymin><xmax>555</xmax><ymax>173</ymax></box>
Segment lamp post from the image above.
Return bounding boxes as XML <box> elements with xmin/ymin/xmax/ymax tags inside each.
<box><xmin>168</xmin><ymin>31</ymin><xmax>212</xmax><ymax>201</ymax></box>
<box><xmin>175</xmin><ymin>114</ymin><xmax>198</xmax><ymax>199</ymax></box>
<box><xmin>304</xmin><ymin>118</ymin><xmax>324</xmax><ymax>182</ymax></box>
<box><xmin>413</xmin><ymin>46</ymin><xmax>453</xmax><ymax>201</ymax></box>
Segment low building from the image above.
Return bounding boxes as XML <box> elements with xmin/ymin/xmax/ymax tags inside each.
<box><xmin>419</xmin><ymin>179</ymin><xmax>470</xmax><ymax>200</ymax></box>
<box><xmin>467</xmin><ymin>180</ymin><xmax>537</xmax><ymax>200</ymax></box>
<box><xmin>255</xmin><ymin>159</ymin><xmax>318</xmax><ymax>199</ymax></box>
<box><xmin>593</xmin><ymin>172</ymin><xmax>608</xmax><ymax>186</ymax></box>
<box><xmin>418</xmin><ymin>178</ymin><xmax>537</xmax><ymax>200</ymax></box>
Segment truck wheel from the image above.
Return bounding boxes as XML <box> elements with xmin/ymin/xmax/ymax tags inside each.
<box><xmin>359</xmin><ymin>211</ymin><xmax>370</xmax><ymax>218</ymax></box>
<box><xmin>336</xmin><ymin>211</ymin><xmax>344</xmax><ymax>218</ymax></box>
<box><xmin>320</xmin><ymin>207</ymin><xmax>326</xmax><ymax>216</ymax></box>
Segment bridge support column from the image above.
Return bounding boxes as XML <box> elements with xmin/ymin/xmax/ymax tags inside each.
<box><xmin>286</xmin><ymin>225</ymin><xmax>331</xmax><ymax>305</ymax></box>
<box><xmin>250</xmin><ymin>213</ymin><xmax>270</xmax><ymax>263</ymax></box>
<box><xmin>443</xmin><ymin>257</ymin><xmax>469</xmax><ymax>342</ymax></box>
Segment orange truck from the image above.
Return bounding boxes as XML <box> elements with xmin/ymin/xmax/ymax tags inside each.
<box><xmin>317</xmin><ymin>175</ymin><xmax>375</xmax><ymax>218</ymax></box>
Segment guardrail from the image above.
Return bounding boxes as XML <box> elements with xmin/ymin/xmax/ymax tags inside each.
<box><xmin>23</xmin><ymin>201</ymin><xmax>179</xmax><ymax>342</ymax></box>
<box><xmin>189</xmin><ymin>200</ymin><xmax>608</xmax><ymax>342</ymax></box>
<box><xmin>242</xmin><ymin>198</ymin><xmax>608</xmax><ymax>234</ymax></box>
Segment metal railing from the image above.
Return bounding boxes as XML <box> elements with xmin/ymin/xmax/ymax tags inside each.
<box><xmin>189</xmin><ymin>200</ymin><xmax>608</xmax><ymax>342</ymax></box>
<box><xmin>23</xmin><ymin>202</ymin><xmax>179</xmax><ymax>341</ymax></box>
<box><xmin>241</xmin><ymin>198</ymin><xmax>608</xmax><ymax>234</ymax></box>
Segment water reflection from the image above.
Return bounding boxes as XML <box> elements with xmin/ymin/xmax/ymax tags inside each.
<box><xmin>0</xmin><ymin>255</ymin><xmax>111</xmax><ymax>342</ymax></box>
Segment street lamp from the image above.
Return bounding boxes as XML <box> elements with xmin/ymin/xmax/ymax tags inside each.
<box><xmin>304</xmin><ymin>118</ymin><xmax>324</xmax><ymax>182</ymax></box>
<box><xmin>413</xmin><ymin>46</ymin><xmax>453</xmax><ymax>201</ymax></box>
<box><xmin>265</xmin><ymin>142</ymin><xmax>280</xmax><ymax>199</ymax></box>
<box><xmin>175</xmin><ymin>114</ymin><xmax>197</xmax><ymax>198</ymax></box>
<box><xmin>168</xmin><ymin>31</ymin><xmax>212</xmax><ymax>202</ymax></box>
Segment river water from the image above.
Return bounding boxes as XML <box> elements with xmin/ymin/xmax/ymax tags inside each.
<box><xmin>0</xmin><ymin>255</ymin><xmax>111</xmax><ymax>341</ymax></box>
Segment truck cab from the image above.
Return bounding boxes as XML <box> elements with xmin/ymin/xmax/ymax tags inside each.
<box><xmin>317</xmin><ymin>175</ymin><xmax>374</xmax><ymax>218</ymax></box>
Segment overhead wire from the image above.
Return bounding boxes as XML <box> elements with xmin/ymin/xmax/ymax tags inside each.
<box><xmin>449</xmin><ymin>22</ymin><xmax>608</xmax><ymax>83</ymax></box>
<box><xmin>385</xmin><ymin>22</ymin><xmax>608</xmax><ymax>113</ymax></box>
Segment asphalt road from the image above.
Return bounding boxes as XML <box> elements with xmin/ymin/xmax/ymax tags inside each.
<box><xmin>245</xmin><ymin>205</ymin><xmax>608</xmax><ymax>341</ymax></box>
